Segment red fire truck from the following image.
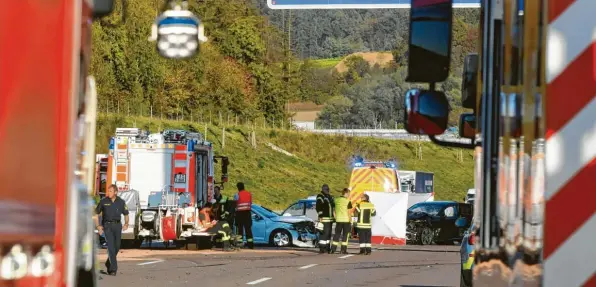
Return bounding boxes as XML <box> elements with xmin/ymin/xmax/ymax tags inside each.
<box><xmin>0</xmin><ymin>1</ymin><xmax>114</xmax><ymax>286</ymax></box>
<box><xmin>402</xmin><ymin>0</ymin><xmax>595</xmax><ymax>286</ymax></box>
<box><xmin>104</xmin><ymin>128</ymin><xmax>230</xmax><ymax>247</ymax></box>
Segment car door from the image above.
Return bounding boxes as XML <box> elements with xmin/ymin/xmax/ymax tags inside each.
<box><xmin>251</xmin><ymin>210</ymin><xmax>268</xmax><ymax>243</ymax></box>
<box><xmin>439</xmin><ymin>204</ymin><xmax>459</xmax><ymax>240</ymax></box>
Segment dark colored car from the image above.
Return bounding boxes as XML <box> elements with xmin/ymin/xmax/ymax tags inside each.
<box><xmin>406</xmin><ymin>201</ymin><xmax>473</xmax><ymax>245</ymax></box>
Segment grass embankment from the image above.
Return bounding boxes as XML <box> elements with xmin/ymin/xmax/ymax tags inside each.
<box><xmin>96</xmin><ymin>114</ymin><xmax>474</xmax><ymax>210</ymax></box>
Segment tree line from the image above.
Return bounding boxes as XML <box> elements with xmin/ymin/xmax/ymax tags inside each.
<box><xmin>91</xmin><ymin>0</ymin><xmax>479</xmax><ymax>128</ymax></box>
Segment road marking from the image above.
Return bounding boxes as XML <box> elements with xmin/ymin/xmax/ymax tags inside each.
<box><xmin>299</xmin><ymin>264</ymin><xmax>318</xmax><ymax>270</ymax></box>
<box><xmin>338</xmin><ymin>254</ymin><xmax>354</xmax><ymax>259</ymax></box>
<box><xmin>137</xmin><ymin>259</ymin><xmax>164</xmax><ymax>266</ymax></box>
<box><xmin>247</xmin><ymin>277</ymin><xmax>272</xmax><ymax>285</ymax></box>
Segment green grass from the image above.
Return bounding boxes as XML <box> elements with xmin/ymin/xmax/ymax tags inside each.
<box><xmin>310</xmin><ymin>57</ymin><xmax>343</xmax><ymax>68</ymax></box>
<box><xmin>96</xmin><ymin>113</ymin><xmax>474</xmax><ymax>210</ymax></box>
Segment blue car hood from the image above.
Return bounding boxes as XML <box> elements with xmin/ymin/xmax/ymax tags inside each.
<box><xmin>272</xmin><ymin>216</ymin><xmax>314</xmax><ymax>224</ymax></box>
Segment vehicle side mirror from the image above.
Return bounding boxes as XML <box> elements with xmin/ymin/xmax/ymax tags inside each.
<box><xmin>93</xmin><ymin>0</ymin><xmax>114</xmax><ymax>19</ymax></box>
<box><xmin>458</xmin><ymin>113</ymin><xmax>476</xmax><ymax>139</ymax></box>
<box><xmin>406</xmin><ymin>0</ymin><xmax>453</xmax><ymax>83</ymax></box>
<box><xmin>461</xmin><ymin>53</ymin><xmax>479</xmax><ymax>109</ymax></box>
<box><xmin>253</xmin><ymin>214</ymin><xmax>263</xmax><ymax>221</ymax></box>
<box><xmin>455</xmin><ymin>217</ymin><xmax>468</xmax><ymax>228</ymax></box>
<box><xmin>404</xmin><ymin>89</ymin><xmax>449</xmax><ymax>135</ymax></box>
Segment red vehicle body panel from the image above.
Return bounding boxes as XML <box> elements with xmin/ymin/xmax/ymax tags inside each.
<box><xmin>0</xmin><ymin>0</ymin><xmax>92</xmax><ymax>286</ymax></box>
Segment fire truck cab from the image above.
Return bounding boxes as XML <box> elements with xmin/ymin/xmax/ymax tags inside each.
<box><xmin>105</xmin><ymin>128</ymin><xmax>230</xmax><ymax>247</ymax></box>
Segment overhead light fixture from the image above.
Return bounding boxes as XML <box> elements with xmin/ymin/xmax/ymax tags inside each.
<box><xmin>149</xmin><ymin>1</ymin><xmax>207</xmax><ymax>59</ymax></box>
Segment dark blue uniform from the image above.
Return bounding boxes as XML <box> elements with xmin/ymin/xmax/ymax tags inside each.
<box><xmin>95</xmin><ymin>196</ymin><xmax>129</xmax><ymax>274</ymax></box>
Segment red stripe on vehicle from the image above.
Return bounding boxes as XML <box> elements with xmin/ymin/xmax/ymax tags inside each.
<box><xmin>546</xmin><ymin>42</ymin><xmax>596</xmax><ymax>139</ymax></box>
<box><xmin>543</xmin><ymin>157</ymin><xmax>596</xmax><ymax>259</ymax></box>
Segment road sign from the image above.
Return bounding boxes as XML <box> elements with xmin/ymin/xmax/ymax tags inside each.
<box><xmin>267</xmin><ymin>0</ymin><xmax>481</xmax><ymax>9</ymax></box>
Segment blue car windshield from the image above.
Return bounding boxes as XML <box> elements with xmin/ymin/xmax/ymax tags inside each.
<box><xmin>252</xmin><ymin>205</ymin><xmax>280</xmax><ymax>218</ymax></box>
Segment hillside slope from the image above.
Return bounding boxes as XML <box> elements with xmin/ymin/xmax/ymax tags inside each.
<box><xmin>97</xmin><ymin>114</ymin><xmax>474</xmax><ymax>209</ymax></box>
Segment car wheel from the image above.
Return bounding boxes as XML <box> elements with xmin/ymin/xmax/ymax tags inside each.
<box><xmin>270</xmin><ymin>229</ymin><xmax>292</xmax><ymax>247</ymax></box>
<box><xmin>419</xmin><ymin>227</ymin><xmax>434</xmax><ymax>245</ymax></box>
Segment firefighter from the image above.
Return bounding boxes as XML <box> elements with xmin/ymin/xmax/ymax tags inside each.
<box><xmin>234</xmin><ymin>182</ymin><xmax>254</xmax><ymax>249</ymax></box>
<box><xmin>94</xmin><ymin>184</ymin><xmax>129</xmax><ymax>276</ymax></box>
<box><xmin>213</xmin><ymin>186</ymin><xmax>230</xmax><ymax>221</ymax></box>
<box><xmin>330</xmin><ymin>188</ymin><xmax>353</xmax><ymax>254</ymax></box>
<box><xmin>354</xmin><ymin>193</ymin><xmax>376</xmax><ymax>255</ymax></box>
<box><xmin>199</xmin><ymin>203</ymin><xmax>233</xmax><ymax>251</ymax></box>
<box><xmin>315</xmin><ymin>184</ymin><xmax>334</xmax><ymax>254</ymax></box>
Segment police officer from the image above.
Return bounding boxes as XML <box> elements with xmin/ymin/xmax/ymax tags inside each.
<box><xmin>234</xmin><ymin>182</ymin><xmax>254</xmax><ymax>249</ymax></box>
<box><xmin>94</xmin><ymin>184</ymin><xmax>129</xmax><ymax>276</ymax></box>
<box><xmin>331</xmin><ymin>188</ymin><xmax>353</xmax><ymax>254</ymax></box>
<box><xmin>355</xmin><ymin>193</ymin><xmax>376</xmax><ymax>255</ymax></box>
<box><xmin>315</xmin><ymin>184</ymin><xmax>334</xmax><ymax>254</ymax></box>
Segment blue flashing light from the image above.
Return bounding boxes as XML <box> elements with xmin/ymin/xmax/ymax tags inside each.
<box><xmin>109</xmin><ymin>138</ymin><xmax>115</xmax><ymax>150</ymax></box>
<box><xmin>187</xmin><ymin>139</ymin><xmax>195</xmax><ymax>151</ymax></box>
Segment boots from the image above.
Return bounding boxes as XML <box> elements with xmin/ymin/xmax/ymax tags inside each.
<box><xmin>340</xmin><ymin>245</ymin><xmax>348</xmax><ymax>254</ymax></box>
<box><xmin>366</xmin><ymin>247</ymin><xmax>372</xmax><ymax>255</ymax></box>
<box><xmin>247</xmin><ymin>241</ymin><xmax>254</xmax><ymax>249</ymax></box>
<box><xmin>319</xmin><ymin>244</ymin><xmax>326</xmax><ymax>254</ymax></box>
<box><xmin>329</xmin><ymin>244</ymin><xmax>337</xmax><ymax>254</ymax></box>
<box><xmin>223</xmin><ymin>240</ymin><xmax>232</xmax><ymax>252</ymax></box>
<box><xmin>359</xmin><ymin>247</ymin><xmax>365</xmax><ymax>255</ymax></box>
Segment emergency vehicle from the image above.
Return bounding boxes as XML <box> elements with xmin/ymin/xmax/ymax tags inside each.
<box><xmin>0</xmin><ymin>1</ymin><xmax>114</xmax><ymax>286</ymax></box>
<box><xmin>104</xmin><ymin>128</ymin><xmax>230</xmax><ymax>247</ymax></box>
<box><xmin>347</xmin><ymin>157</ymin><xmax>434</xmax><ymax>208</ymax></box>
<box><xmin>402</xmin><ymin>0</ymin><xmax>595</xmax><ymax>286</ymax></box>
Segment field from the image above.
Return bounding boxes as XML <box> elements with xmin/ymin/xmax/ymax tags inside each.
<box><xmin>97</xmin><ymin>113</ymin><xmax>474</xmax><ymax>210</ymax></box>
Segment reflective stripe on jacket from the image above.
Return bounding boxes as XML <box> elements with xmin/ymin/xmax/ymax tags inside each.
<box><xmin>235</xmin><ymin>190</ymin><xmax>252</xmax><ymax>211</ymax></box>
<box><xmin>355</xmin><ymin>201</ymin><xmax>376</xmax><ymax>229</ymax></box>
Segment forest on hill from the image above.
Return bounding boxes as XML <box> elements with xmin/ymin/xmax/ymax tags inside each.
<box><xmin>91</xmin><ymin>0</ymin><xmax>479</xmax><ymax>129</ymax></box>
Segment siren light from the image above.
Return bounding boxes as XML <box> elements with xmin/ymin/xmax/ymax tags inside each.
<box><xmin>149</xmin><ymin>1</ymin><xmax>207</xmax><ymax>59</ymax></box>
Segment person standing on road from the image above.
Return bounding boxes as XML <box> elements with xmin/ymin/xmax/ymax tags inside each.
<box><xmin>94</xmin><ymin>184</ymin><xmax>129</xmax><ymax>276</ymax></box>
<box><xmin>234</xmin><ymin>182</ymin><xmax>254</xmax><ymax>249</ymax></box>
<box><xmin>315</xmin><ymin>184</ymin><xmax>334</xmax><ymax>254</ymax></box>
<box><xmin>355</xmin><ymin>193</ymin><xmax>376</xmax><ymax>255</ymax></box>
<box><xmin>330</xmin><ymin>188</ymin><xmax>353</xmax><ymax>254</ymax></box>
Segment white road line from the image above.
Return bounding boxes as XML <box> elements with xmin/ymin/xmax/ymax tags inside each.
<box><xmin>299</xmin><ymin>264</ymin><xmax>318</xmax><ymax>270</ymax></box>
<box><xmin>246</xmin><ymin>277</ymin><xmax>272</xmax><ymax>285</ymax></box>
<box><xmin>137</xmin><ymin>259</ymin><xmax>164</xmax><ymax>266</ymax></box>
<box><xmin>338</xmin><ymin>254</ymin><xmax>354</xmax><ymax>259</ymax></box>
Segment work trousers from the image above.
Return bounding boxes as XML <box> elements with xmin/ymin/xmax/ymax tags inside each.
<box><xmin>318</xmin><ymin>222</ymin><xmax>332</xmax><ymax>252</ymax></box>
<box><xmin>331</xmin><ymin>222</ymin><xmax>351</xmax><ymax>253</ymax></box>
<box><xmin>358</xmin><ymin>228</ymin><xmax>372</xmax><ymax>247</ymax></box>
<box><xmin>211</xmin><ymin>221</ymin><xmax>233</xmax><ymax>250</ymax></box>
<box><xmin>358</xmin><ymin>227</ymin><xmax>372</xmax><ymax>254</ymax></box>
<box><xmin>104</xmin><ymin>222</ymin><xmax>122</xmax><ymax>273</ymax></box>
<box><xmin>235</xmin><ymin>211</ymin><xmax>254</xmax><ymax>248</ymax></box>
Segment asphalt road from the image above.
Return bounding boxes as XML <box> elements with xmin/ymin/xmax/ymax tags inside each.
<box><xmin>97</xmin><ymin>243</ymin><xmax>461</xmax><ymax>287</ymax></box>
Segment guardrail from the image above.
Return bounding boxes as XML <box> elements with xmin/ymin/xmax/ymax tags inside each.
<box><xmin>303</xmin><ymin>129</ymin><xmax>472</xmax><ymax>144</ymax></box>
